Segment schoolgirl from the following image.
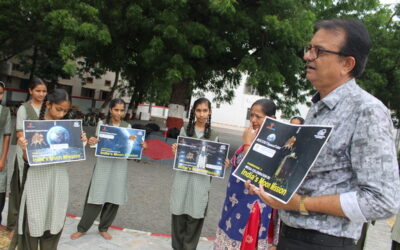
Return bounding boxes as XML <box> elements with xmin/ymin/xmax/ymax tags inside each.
<box><xmin>71</xmin><ymin>98</ymin><xmax>147</xmax><ymax>240</ymax></box>
<box><xmin>170</xmin><ymin>97</ymin><xmax>219</xmax><ymax>250</ymax></box>
<box><xmin>7</xmin><ymin>77</ymin><xmax>47</xmax><ymax>237</ymax></box>
<box><xmin>11</xmin><ymin>88</ymin><xmax>87</xmax><ymax>249</ymax></box>
<box><xmin>0</xmin><ymin>81</ymin><xmax>11</xmax><ymax>231</ymax></box>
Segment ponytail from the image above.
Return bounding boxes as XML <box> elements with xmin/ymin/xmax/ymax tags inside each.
<box><xmin>39</xmin><ymin>96</ymin><xmax>47</xmax><ymax>120</ymax></box>
<box><xmin>204</xmin><ymin>113</ymin><xmax>211</xmax><ymax>139</ymax></box>
<box><xmin>186</xmin><ymin>109</ymin><xmax>195</xmax><ymax>137</ymax></box>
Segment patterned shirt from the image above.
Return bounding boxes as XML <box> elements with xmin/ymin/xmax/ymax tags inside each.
<box><xmin>279</xmin><ymin>79</ymin><xmax>400</xmax><ymax>240</ymax></box>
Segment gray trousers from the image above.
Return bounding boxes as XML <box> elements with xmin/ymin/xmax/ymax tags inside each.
<box><xmin>9</xmin><ymin>206</ymin><xmax>62</xmax><ymax>250</ymax></box>
<box><xmin>171</xmin><ymin>214</ymin><xmax>204</xmax><ymax>250</ymax></box>
<box><xmin>77</xmin><ymin>201</ymin><xmax>119</xmax><ymax>232</ymax></box>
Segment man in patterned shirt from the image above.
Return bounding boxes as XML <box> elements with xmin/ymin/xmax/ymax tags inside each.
<box><xmin>247</xmin><ymin>18</ymin><xmax>400</xmax><ymax>249</ymax></box>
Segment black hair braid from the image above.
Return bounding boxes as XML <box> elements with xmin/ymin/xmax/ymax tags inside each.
<box><xmin>39</xmin><ymin>96</ymin><xmax>47</xmax><ymax>120</ymax></box>
<box><xmin>204</xmin><ymin>114</ymin><xmax>211</xmax><ymax>139</ymax></box>
<box><xmin>186</xmin><ymin>109</ymin><xmax>195</xmax><ymax>137</ymax></box>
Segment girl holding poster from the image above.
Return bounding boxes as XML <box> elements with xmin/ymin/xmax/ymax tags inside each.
<box><xmin>7</xmin><ymin>77</ymin><xmax>47</xmax><ymax>238</ymax></box>
<box><xmin>170</xmin><ymin>97</ymin><xmax>220</xmax><ymax>250</ymax></box>
<box><xmin>70</xmin><ymin>98</ymin><xmax>147</xmax><ymax>240</ymax></box>
<box><xmin>0</xmin><ymin>81</ymin><xmax>11</xmax><ymax>231</ymax></box>
<box><xmin>11</xmin><ymin>88</ymin><xmax>87</xmax><ymax>249</ymax></box>
<box><xmin>214</xmin><ymin>99</ymin><xmax>279</xmax><ymax>250</ymax></box>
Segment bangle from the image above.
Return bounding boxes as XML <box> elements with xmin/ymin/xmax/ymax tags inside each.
<box><xmin>243</xmin><ymin>144</ymin><xmax>250</xmax><ymax>148</ymax></box>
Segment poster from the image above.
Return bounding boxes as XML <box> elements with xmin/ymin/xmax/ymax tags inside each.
<box><xmin>95</xmin><ymin>125</ymin><xmax>146</xmax><ymax>160</ymax></box>
<box><xmin>232</xmin><ymin>117</ymin><xmax>333</xmax><ymax>203</ymax></box>
<box><xmin>24</xmin><ymin>120</ymin><xmax>85</xmax><ymax>166</ymax></box>
<box><xmin>173</xmin><ymin>136</ymin><xmax>230</xmax><ymax>178</ymax></box>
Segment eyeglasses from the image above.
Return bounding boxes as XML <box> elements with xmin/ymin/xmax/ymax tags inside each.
<box><xmin>304</xmin><ymin>45</ymin><xmax>349</xmax><ymax>60</ymax></box>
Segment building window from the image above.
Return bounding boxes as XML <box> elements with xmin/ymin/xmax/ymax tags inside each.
<box><xmin>105</xmin><ymin>80</ymin><xmax>111</xmax><ymax>87</ymax></box>
<box><xmin>86</xmin><ymin>77</ymin><xmax>94</xmax><ymax>84</ymax></box>
<box><xmin>216</xmin><ymin>103</ymin><xmax>221</xmax><ymax>109</ymax></box>
<box><xmin>12</xmin><ymin>63</ymin><xmax>22</xmax><ymax>72</ymax></box>
<box><xmin>19</xmin><ymin>79</ymin><xmax>30</xmax><ymax>91</ymax></box>
<box><xmin>81</xmin><ymin>87</ymin><xmax>95</xmax><ymax>98</ymax></box>
<box><xmin>57</xmin><ymin>84</ymin><xmax>72</xmax><ymax>95</ymax></box>
<box><xmin>100</xmin><ymin>90</ymin><xmax>110</xmax><ymax>100</ymax></box>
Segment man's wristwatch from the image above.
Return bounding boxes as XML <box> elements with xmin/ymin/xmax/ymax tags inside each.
<box><xmin>299</xmin><ymin>195</ymin><xmax>309</xmax><ymax>216</ymax></box>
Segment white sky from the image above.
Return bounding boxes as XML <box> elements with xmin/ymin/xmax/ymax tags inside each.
<box><xmin>380</xmin><ymin>0</ymin><xmax>399</xmax><ymax>5</ymax></box>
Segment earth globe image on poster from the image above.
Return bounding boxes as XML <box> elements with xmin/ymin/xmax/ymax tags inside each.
<box><xmin>47</xmin><ymin>126</ymin><xmax>70</xmax><ymax>145</ymax></box>
<box><xmin>99</xmin><ymin>126</ymin><xmax>143</xmax><ymax>157</ymax></box>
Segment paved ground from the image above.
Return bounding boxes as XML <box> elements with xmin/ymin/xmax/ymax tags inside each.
<box><xmin>0</xmin><ymin>117</ymin><xmax>397</xmax><ymax>249</ymax></box>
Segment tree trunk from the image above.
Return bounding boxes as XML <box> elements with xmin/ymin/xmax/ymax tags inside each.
<box><xmin>100</xmin><ymin>70</ymin><xmax>120</xmax><ymax>111</ymax></box>
<box><xmin>28</xmin><ymin>46</ymin><xmax>38</xmax><ymax>83</ymax></box>
<box><xmin>167</xmin><ymin>82</ymin><xmax>190</xmax><ymax>129</ymax></box>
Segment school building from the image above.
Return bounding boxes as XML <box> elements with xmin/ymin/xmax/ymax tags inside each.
<box><xmin>0</xmin><ymin>58</ymin><xmax>124</xmax><ymax>113</ymax></box>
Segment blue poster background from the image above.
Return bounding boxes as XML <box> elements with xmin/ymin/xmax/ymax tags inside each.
<box><xmin>24</xmin><ymin>120</ymin><xmax>85</xmax><ymax>166</ymax></box>
<box><xmin>95</xmin><ymin>125</ymin><xmax>145</xmax><ymax>160</ymax></box>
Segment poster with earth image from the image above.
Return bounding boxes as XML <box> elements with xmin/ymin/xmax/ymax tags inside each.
<box><xmin>95</xmin><ymin>125</ymin><xmax>146</xmax><ymax>160</ymax></box>
<box><xmin>23</xmin><ymin>120</ymin><xmax>85</xmax><ymax>166</ymax></box>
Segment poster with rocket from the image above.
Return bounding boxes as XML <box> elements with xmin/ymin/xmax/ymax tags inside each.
<box><xmin>173</xmin><ymin>136</ymin><xmax>230</xmax><ymax>178</ymax></box>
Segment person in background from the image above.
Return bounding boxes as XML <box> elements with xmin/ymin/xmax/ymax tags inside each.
<box><xmin>0</xmin><ymin>81</ymin><xmax>11</xmax><ymax>231</ymax></box>
<box><xmin>214</xmin><ymin>99</ymin><xmax>279</xmax><ymax>250</ymax></box>
<box><xmin>7</xmin><ymin>77</ymin><xmax>47</xmax><ymax>239</ymax></box>
<box><xmin>289</xmin><ymin>116</ymin><xmax>304</xmax><ymax>125</ymax></box>
<box><xmin>70</xmin><ymin>98</ymin><xmax>147</xmax><ymax>241</ymax></box>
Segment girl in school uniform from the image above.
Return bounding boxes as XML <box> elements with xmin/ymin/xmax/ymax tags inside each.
<box><xmin>170</xmin><ymin>97</ymin><xmax>221</xmax><ymax>250</ymax></box>
<box><xmin>12</xmin><ymin>88</ymin><xmax>87</xmax><ymax>250</ymax></box>
<box><xmin>7</xmin><ymin>77</ymin><xmax>47</xmax><ymax>238</ymax></box>
<box><xmin>0</xmin><ymin>81</ymin><xmax>11</xmax><ymax>231</ymax></box>
<box><xmin>70</xmin><ymin>98</ymin><xmax>147</xmax><ymax>240</ymax></box>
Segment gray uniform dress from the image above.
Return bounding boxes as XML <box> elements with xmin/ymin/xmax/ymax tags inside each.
<box><xmin>87</xmin><ymin>120</ymin><xmax>130</xmax><ymax>205</ymax></box>
<box><xmin>76</xmin><ymin>119</ymin><xmax>130</xmax><ymax>233</ymax></box>
<box><xmin>0</xmin><ymin>105</ymin><xmax>11</xmax><ymax>193</ymax></box>
<box><xmin>18</xmin><ymin>164</ymin><xmax>69</xmax><ymax>237</ymax></box>
<box><xmin>170</xmin><ymin>127</ymin><xmax>218</xmax><ymax>250</ymax></box>
<box><xmin>7</xmin><ymin>102</ymin><xmax>40</xmax><ymax>231</ymax></box>
<box><xmin>16</xmin><ymin>104</ymin><xmax>40</xmax><ymax>181</ymax></box>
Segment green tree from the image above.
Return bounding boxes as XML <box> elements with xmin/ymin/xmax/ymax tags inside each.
<box><xmin>0</xmin><ymin>0</ymin><xmax>110</xmax><ymax>85</ymax></box>
<box><xmin>359</xmin><ymin>3</ymin><xmax>400</xmax><ymax>126</ymax></box>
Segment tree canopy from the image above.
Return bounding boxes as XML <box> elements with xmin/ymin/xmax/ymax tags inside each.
<box><xmin>0</xmin><ymin>0</ymin><xmax>399</xmax><ymax>123</ymax></box>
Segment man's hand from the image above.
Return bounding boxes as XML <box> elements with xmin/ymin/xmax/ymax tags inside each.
<box><xmin>245</xmin><ymin>180</ymin><xmax>301</xmax><ymax>211</ymax></box>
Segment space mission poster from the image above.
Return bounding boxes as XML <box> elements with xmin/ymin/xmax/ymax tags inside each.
<box><xmin>173</xmin><ymin>136</ymin><xmax>230</xmax><ymax>178</ymax></box>
<box><xmin>95</xmin><ymin>125</ymin><xmax>146</xmax><ymax>160</ymax></box>
<box><xmin>23</xmin><ymin>120</ymin><xmax>86</xmax><ymax>166</ymax></box>
<box><xmin>232</xmin><ymin>117</ymin><xmax>333</xmax><ymax>203</ymax></box>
